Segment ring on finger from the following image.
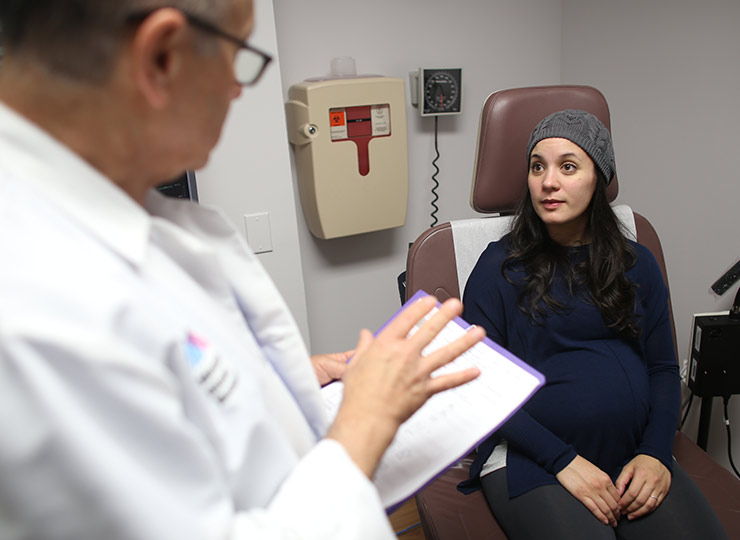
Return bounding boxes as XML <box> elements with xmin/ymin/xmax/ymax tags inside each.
<box><xmin>649</xmin><ymin>495</ymin><xmax>659</xmax><ymax>501</ymax></box>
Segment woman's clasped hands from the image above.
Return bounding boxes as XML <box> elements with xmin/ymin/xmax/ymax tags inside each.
<box><xmin>556</xmin><ymin>453</ymin><xmax>671</xmax><ymax>527</ymax></box>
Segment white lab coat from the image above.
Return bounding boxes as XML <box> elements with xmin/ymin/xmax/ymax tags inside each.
<box><xmin>0</xmin><ymin>102</ymin><xmax>394</xmax><ymax>540</ymax></box>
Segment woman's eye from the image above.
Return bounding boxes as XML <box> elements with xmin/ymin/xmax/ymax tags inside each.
<box><xmin>531</xmin><ymin>163</ymin><xmax>543</xmax><ymax>173</ymax></box>
<box><xmin>562</xmin><ymin>163</ymin><xmax>577</xmax><ymax>172</ymax></box>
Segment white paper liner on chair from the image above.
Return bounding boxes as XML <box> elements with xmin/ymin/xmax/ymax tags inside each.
<box><xmin>451</xmin><ymin>205</ymin><xmax>637</xmax><ymax>297</ymax></box>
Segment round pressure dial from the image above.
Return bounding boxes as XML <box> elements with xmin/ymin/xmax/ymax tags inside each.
<box><xmin>421</xmin><ymin>69</ymin><xmax>462</xmax><ymax>116</ymax></box>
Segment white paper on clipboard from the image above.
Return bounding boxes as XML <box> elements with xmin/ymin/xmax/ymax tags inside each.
<box><xmin>321</xmin><ymin>290</ymin><xmax>544</xmax><ymax>512</ymax></box>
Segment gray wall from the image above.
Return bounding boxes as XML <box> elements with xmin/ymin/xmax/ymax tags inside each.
<box><xmin>560</xmin><ymin>0</ymin><xmax>740</xmax><ymax>470</ymax></box>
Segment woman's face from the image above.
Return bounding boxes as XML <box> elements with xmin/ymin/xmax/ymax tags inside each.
<box><xmin>527</xmin><ymin>137</ymin><xmax>598</xmax><ymax>246</ymax></box>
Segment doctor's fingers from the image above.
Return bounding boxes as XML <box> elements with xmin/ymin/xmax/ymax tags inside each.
<box><xmin>376</xmin><ymin>294</ymin><xmax>441</xmax><ymax>343</ymax></box>
<box><xmin>399</xmin><ymin>297</ymin><xmax>465</xmax><ymax>355</ymax></box>
<box><xmin>420</xmin><ymin>324</ymin><xmax>485</xmax><ymax>380</ymax></box>
<box><xmin>425</xmin><ymin>364</ymin><xmax>481</xmax><ymax>396</ymax></box>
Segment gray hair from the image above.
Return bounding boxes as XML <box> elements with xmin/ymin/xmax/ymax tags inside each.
<box><xmin>0</xmin><ymin>0</ymin><xmax>232</xmax><ymax>83</ymax></box>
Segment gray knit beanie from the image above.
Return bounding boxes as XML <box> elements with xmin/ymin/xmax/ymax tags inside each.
<box><xmin>526</xmin><ymin>109</ymin><xmax>615</xmax><ymax>185</ymax></box>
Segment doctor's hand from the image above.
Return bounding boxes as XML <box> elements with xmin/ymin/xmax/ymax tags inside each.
<box><xmin>326</xmin><ymin>295</ymin><xmax>483</xmax><ymax>478</ymax></box>
<box><xmin>556</xmin><ymin>455</ymin><xmax>621</xmax><ymax>527</ymax></box>
<box><xmin>616</xmin><ymin>454</ymin><xmax>671</xmax><ymax>520</ymax></box>
<box><xmin>310</xmin><ymin>351</ymin><xmax>352</xmax><ymax>386</ymax></box>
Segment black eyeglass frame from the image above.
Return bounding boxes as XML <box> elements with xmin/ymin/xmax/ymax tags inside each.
<box><xmin>126</xmin><ymin>9</ymin><xmax>273</xmax><ymax>86</ymax></box>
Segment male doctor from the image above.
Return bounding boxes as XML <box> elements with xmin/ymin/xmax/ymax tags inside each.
<box><xmin>0</xmin><ymin>1</ymin><xmax>484</xmax><ymax>539</ymax></box>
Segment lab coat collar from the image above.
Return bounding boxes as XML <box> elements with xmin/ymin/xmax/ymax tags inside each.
<box><xmin>0</xmin><ymin>101</ymin><xmax>150</xmax><ymax>268</ymax></box>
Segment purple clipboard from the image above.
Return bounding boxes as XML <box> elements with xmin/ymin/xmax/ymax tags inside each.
<box><xmin>375</xmin><ymin>289</ymin><xmax>545</xmax><ymax>513</ymax></box>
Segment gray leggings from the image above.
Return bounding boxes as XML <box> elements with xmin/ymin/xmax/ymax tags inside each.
<box><xmin>480</xmin><ymin>464</ymin><xmax>729</xmax><ymax>540</ymax></box>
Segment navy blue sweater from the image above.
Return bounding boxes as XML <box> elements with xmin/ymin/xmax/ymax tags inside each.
<box><xmin>461</xmin><ymin>237</ymin><xmax>680</xmax><ymax>498</ymax></box>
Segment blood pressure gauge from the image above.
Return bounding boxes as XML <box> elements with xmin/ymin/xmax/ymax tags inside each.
<box><xmin>419</xmin><ymin>68</ymin><xmax>462</xmax><ymax>116</ymax></box>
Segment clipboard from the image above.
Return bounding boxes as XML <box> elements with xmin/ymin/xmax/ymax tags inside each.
<box><xmin>321</xmin><ymin>290</ymin><xmax>544</xmax><ymax>511</ymax></box>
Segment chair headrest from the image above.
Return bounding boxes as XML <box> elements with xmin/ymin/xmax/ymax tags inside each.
<box><xmin>470</xmin><ymin>85</ymin><xmax>619</xmax><ymax>214</ymax></box>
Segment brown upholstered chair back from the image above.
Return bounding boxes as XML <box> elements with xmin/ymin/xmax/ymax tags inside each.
<box><xmin>470</xmin><ymin>85</ymin><xmax>618</xmax><ymax>214</ymax></box>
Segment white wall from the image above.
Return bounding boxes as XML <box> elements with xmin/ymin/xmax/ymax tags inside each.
<box><xmin>197</xmin><ymin>0</ymin><xmax>310</xmax><ymax>341</ymax></box>
<box><xmin>274</xmin><ymin>0</ymin><xmax>562</xmax><ymax>353</ymax></box>
<box><xmin>561</xmin><ymin>0</ymin><xmax>740</xmax><ymax>469</ymax></box>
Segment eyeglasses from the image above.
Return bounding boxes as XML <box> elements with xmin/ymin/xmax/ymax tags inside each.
<box><xmin>127</xmin><ymin>9</ymin><xmax>273</xmax><ymax>86</ymax></box>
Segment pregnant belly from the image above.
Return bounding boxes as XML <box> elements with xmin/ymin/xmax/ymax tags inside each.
<box><xmin>524</xmin><ymin>348</ymin><xmax>650</xmax><ymax>445</ymax></box>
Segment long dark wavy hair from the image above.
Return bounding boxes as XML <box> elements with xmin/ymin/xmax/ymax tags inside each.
<box><xmin>502</xmin><ymin>171</ymin><xmax>640</xmax><ymax>338</ymax></box>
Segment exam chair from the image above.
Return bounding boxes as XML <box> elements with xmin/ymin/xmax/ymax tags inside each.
<box><xmin>405</xmin><ymin>85</ymin><xmax>740</xmax><ymax>539</ymax></box>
